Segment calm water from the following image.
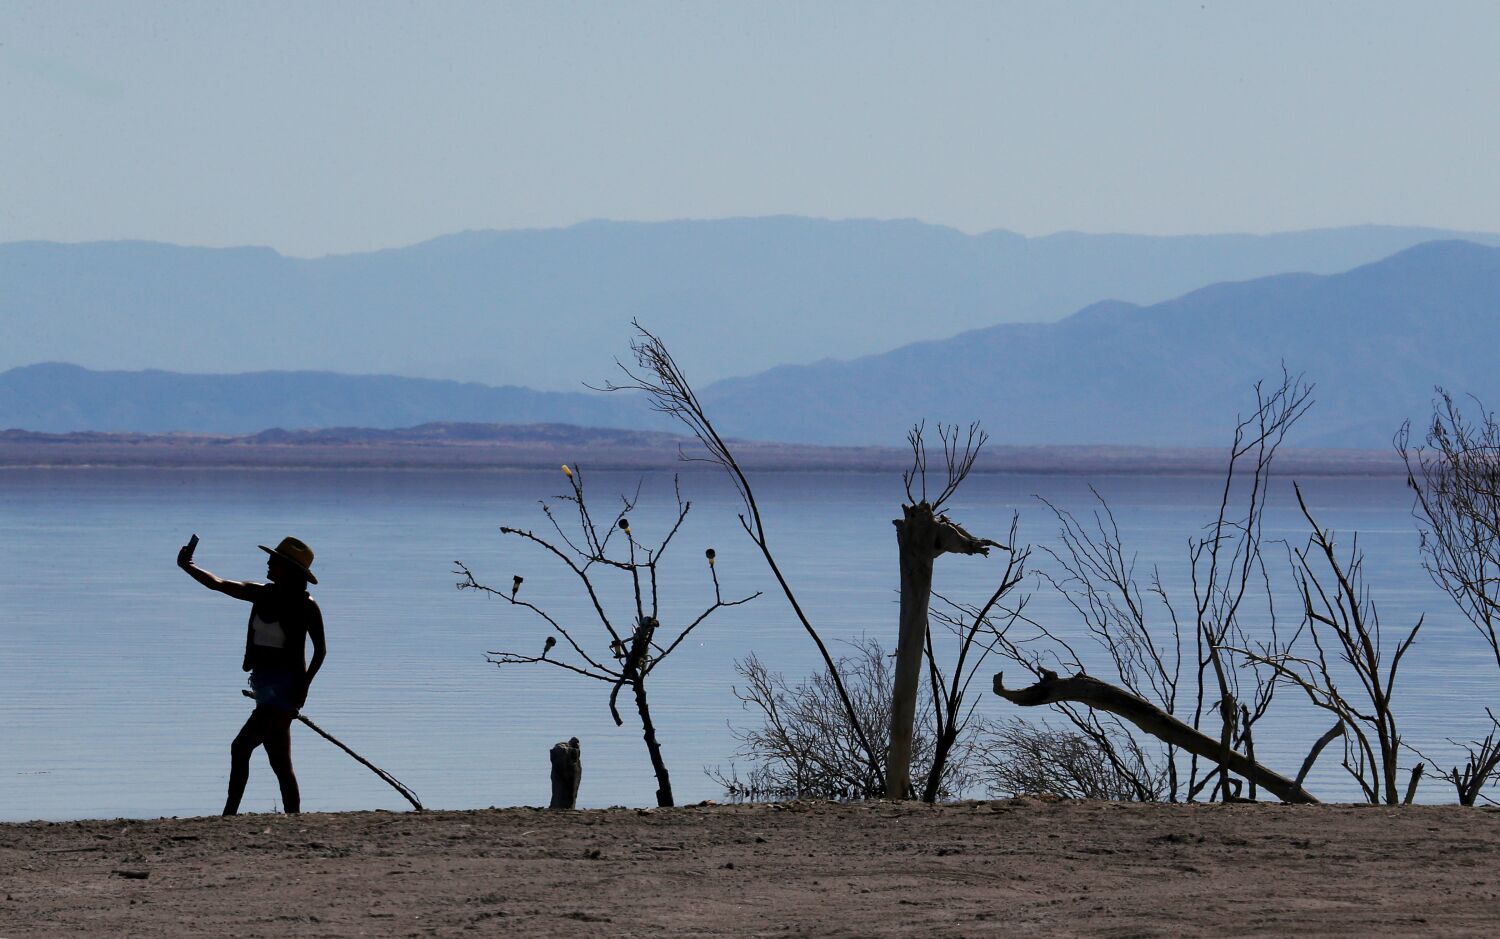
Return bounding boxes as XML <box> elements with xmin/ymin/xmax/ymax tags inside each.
<box><xmin>2</xmin><ymin>467</ymin><xmax>1496</xmax><ymax>821</ymax></box>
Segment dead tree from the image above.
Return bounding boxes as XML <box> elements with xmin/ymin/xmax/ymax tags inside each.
<box><xmin>1036</xmin><ymin>489</ymin><xmax>1186</xmax><ymax>800</ymax></box>
<box><xmin>456</xmin><ymin>468</ymin><xmax>758</xmax><ymax>807</ymax></box>
<box><xmin>1397</xmin><ymin>395</ymin><xmax>1500</xmax><ymax>803</ymax></box>
<box><xmin>601</xmin><ymin>322</ymin><xmax>885</xmax><ymax>789</ymax></box>
<box><xmin>942</xmin><ymin>537</ymin><xmax>1174</xmax><ymax>802</ymax></box>
<box><xmin>992</xmin><ymin>669</ymin><xmax>1318</xmax><ymax>803</ymax></box>
<box><xmin>1186</xmin><ymin>371</ymin><xmax>1311</xmax><ymax>801</ymax></box>
<box><xmin>986</xmin><ymin>372</ymin><xmax>1313</xmax><ymax>802</ymax></box>
<box><xmin>1400</xmin><ymin>392</ymin><xmax>1500</xmax><ymax>669</ymax></box>
<box><xmin>1232</xmin><ymin>483</ymin><xmax>1423</xmax><ymax>804</ymax></box>
<box><xmin>888</xmin><ymin>422</ymin><xmax>1006</xmax><ymax>799</ymax></box>
<box><xmin>1397</xmin><ymin>392</ymin><xmax>1500</xmax><ymax>804</ymax></box>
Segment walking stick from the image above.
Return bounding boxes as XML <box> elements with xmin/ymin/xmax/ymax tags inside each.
<box><xmin>241</xmin><ymin>689</ymin><xmax>423</xmax><ymax>811</ymax></box>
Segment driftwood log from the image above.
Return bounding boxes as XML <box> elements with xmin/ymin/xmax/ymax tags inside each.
<box><xmin>550</xmin><ymin>737</ymin><xmax>582</xmax><ymax>810</ymax></box>
<box><xmin>992</xmin><ymin>669</ymin><xmax>1319</xmax><ymax>804</ymax></box>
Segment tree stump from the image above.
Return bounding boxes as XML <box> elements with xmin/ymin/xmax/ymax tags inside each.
<box><xmin>888</xmin><ymin>503</ymin><xmax>996</xmax><ymax>799</ymax></box>
<box><xmin>549</xmin><ymin>737</ymin><xmax>582</xmax><ymax>810</ymax></box>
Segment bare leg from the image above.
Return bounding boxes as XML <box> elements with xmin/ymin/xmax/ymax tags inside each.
<box><xmin>224</xmin><ymin>712</ymin><xmax>267</xmax><ymax>816</ymax></box>
<box><xmin>262</xmin><ymin>710</ymin><xmax>300</xmax><ymax>814</ymax></box>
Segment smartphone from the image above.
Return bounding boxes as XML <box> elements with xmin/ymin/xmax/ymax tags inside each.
<box><xmin>185</xmin><ymin>533</ymin><xmax>199</xmax><ymax>559</ymax></box>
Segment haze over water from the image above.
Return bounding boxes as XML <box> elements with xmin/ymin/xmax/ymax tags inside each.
<box><xmin>3</xmin><ymin>465</ymin><xmax>1494</xmax><ymax>821</ymax></box>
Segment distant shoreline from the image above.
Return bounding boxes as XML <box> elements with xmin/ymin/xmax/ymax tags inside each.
<box><xmin>0</xmin><ymin>425</ymin><xmax>1407</xmax><ymax>477</ymax></box>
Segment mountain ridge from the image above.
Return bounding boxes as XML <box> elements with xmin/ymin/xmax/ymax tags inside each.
<box><xmin>6</xmin><ymin>238</ymin><xmax>1500</xmax><ymax>449</ymax></box>
<box><xmin>697</xmin><ymin>239</ymin><xmax>1500</xmax><ymax>448</ymax></box>
<box><xmin>8</xmin><ymin>216</ymin><xmax>1500</xmax><ymax>392</ymax></box>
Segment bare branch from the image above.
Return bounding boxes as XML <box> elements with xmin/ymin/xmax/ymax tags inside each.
<box><xmin>993</xmin><ymin>668</ymin><xmax>1317</xmax><ymax>804</ymax></box>
<box><xmin>458</xmin><ymin>458</ymin><xmax>757</xmax><ymax>808</ymax></box>
<box><xmin>601</xmin><ymin>322</ymin><xmax>885</xmax><ymax>788</ymax></box>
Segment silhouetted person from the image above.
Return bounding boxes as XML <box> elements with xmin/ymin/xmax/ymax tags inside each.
<box><xmin>178</xmin><ymin>536</ymin><xmax>326</xmax><ymax>815</ymax></box>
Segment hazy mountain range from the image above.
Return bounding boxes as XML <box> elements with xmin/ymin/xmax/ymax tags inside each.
<box><xmin>6</xmin><ymin>234</ymin><xmax>1500</xmax><ymax>450</ymax></box>
<box><xmin>6</xmin><ymin>217</ymin><xmax>1499</xmax><ymax>392</ymax></box>
<box><xmin>699</xmin><ymin>239</ymin><xmax>1500</xmax><ymax>448</ymax></box>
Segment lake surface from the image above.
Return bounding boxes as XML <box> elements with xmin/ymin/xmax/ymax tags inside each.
<box><xmin>3</xmin><ymin>466</ymin><xmax>1496</xmax><ymax>821</ymax></box>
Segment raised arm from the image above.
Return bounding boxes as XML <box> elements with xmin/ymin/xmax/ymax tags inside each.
<box><xmin>177</xmin><ymin>543</ymin><xmax>262</xmax><ymax>602</ymax></box>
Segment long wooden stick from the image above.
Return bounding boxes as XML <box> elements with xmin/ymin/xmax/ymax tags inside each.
<box><xmin>241</xmin><ymin>690</ymin><xmax>423</xmax><ymax>810</ymax></box>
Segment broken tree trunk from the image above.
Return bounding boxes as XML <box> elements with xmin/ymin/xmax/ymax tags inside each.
<box><xmin>549</xmin><ymin>737</ymin><xmax>582</xmax><ymax>810</ymax></box>
<box><xmin>992</xmin><ymin>669</ymin><xmax>1319</xmax><ymax>804</ymax></box>
<box><xmin>1403</xmin><ymin>763</ymin><xmax>1424</xmax><ymax>805</ymax></box>
<box><xmin>887</xmin><ymin>503</ymin><xmax>996</xmax><ymax>799</ymax></box>
<box><xmin>1296</xmin><ymin>722</ymin><xmax>1345</xmax><ymax>788</ymax></box>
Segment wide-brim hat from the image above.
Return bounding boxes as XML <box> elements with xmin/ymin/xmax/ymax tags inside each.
<box><xmin>259</xmin><ymin>536</ymin><xmax>317</xmax><ymax>584</ymax></box>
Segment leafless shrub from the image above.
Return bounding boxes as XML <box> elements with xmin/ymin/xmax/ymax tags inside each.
<box><xmin>1396</xmin><ymin>391</ymin><xmax>1500</xmax><ymax>805</ymax></box>
<box><xmin>977</xmin><ymin>717</ymin><xmax>1167</xmax><ymax>801</ymax></box>
<box><xmin>709</xmin><ymin>639</ymin><xmax>979</xmax><ymax>802</ymax></box>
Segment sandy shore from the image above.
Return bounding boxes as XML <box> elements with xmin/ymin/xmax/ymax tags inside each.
<box><xmin>3</xmin><ymin>799</ymin><xmax>1498</xmax><ymax>937</ymax></box>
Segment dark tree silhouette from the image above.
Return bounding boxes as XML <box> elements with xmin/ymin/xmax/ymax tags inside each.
<box><xmin>601</xmin><ymin>322</ymin><xmax>885</xmax><ymax>790</ymax></box>
<box><xmin>1397</xmin><ymin>391</ymin><xmax>1500</xmax><ymax>804</ymax></box>
<box><xmin>991</xmin><ymin>371</ymin><xmax>1318</xmax><ymax>803</ymax></box>
<box><xmin>456</xmin><ymin>467</ymin><xmax>757</xmax><ymax>807</ymax></box>
<box><xmin>889</xmin><ymin>421</ymin><xmax>1019</xmax><ymax>800</ymax></box>
<box><xmin>1232</xmin><ymin>483</ymin><xmax>1423</xmax><ymax>804</ymax></box>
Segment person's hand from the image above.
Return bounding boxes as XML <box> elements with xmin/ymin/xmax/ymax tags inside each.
<box><xmin>176</xmin><ymin>544</ymin><xmax>195</xmax><ymax>570</ymax></box>
<box><xmin>295</xmin><ymin>680</ymin><xmax>309</xmax><ymax>711</ymax></box>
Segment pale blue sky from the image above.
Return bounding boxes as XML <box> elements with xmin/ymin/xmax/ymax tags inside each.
<box><xmin>4</xmin><ymin>1</ymin><xmax>1498</xmax><ymax>257</ymax></box>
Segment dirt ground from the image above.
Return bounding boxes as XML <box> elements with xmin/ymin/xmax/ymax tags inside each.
<box><xmin>3</xmin><ymin>798</ymin><xmax>1498</xmax><ymax>937</ymax></box>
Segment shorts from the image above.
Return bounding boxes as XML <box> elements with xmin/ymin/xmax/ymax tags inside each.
<box><xmin>249</xmin><ymin>667</ymin><xmax>300</xmax><ymax>712</ymax></box>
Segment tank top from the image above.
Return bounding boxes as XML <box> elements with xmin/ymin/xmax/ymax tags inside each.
<box><xmin>242</xmin><ymin>586</ymin><xmax>315</xmax><ymax>673</ymax></box>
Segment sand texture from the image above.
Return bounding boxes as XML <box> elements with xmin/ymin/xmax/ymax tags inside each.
<box><xmin>3</xmin><ymin>799</ymin><xmax>1499</xmax><ymax>937</ymax></box>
